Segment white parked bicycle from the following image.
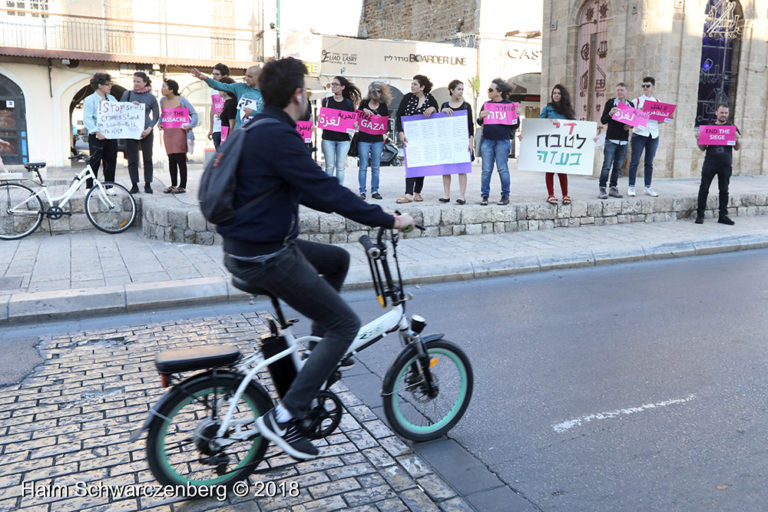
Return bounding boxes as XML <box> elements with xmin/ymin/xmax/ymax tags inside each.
<box><xmin>0</xmin><ymin>151</ymin><xmax>136</xmax><ymax>239</ymax></box>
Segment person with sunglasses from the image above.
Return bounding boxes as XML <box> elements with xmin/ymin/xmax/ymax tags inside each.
<box><xmin>357</xmin><ymin>81</ymin><xmax>390</xmax><ymax>200</ymax></box>
<box><xmin>628</xmin><ymin>77</ymin><xmax>661</xmax><ymax>197</ymax></box>
<box><xmin>322</xmin><ymin>76</ymin><xmax>361</xmax><ymax>185</ymax></box>
<box><xmin>477</xmin><ymin>78</ymin><xmax>518</xmax><ymax>205</ymax></box>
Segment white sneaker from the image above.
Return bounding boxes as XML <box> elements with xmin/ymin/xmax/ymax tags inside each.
<box><xmin>105</xmin><ymin>187</ymin><xmax>117</xmax><ymax>196</ymax></box>
<box><xmin>645</xmin><ymin>186</ymin><xmax>659</xmax><ymax>197</ymax></box>
<box><xmin>627</xmin><ymin>186</ymin><xmax>636</xmax><ymax>197</ymax></box>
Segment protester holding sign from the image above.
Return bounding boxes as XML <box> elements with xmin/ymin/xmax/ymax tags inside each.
<box><xmin>321</xmin><ymin>76</ymin><xmax>361</xmax><ymax>185</ymax></box>
<box><xmin>120</xmin><ymin>72</ymin><xmax>159</xmax><ymax>194</ymax></box>
<box><xmin>598</xmin><ymin>83</ymin><xmax>634</xmax><ymax>199</ymax></box>
<box><xmin>0</xmin><ymin>138</ymin><xmax>10</xmax><ymax>172</ymax></box>
<box><xmin>477</xmin><ymin>78</ymin><xmax>518</xmax><ymax>206</ymax></box>
<box><xmin>628</xmin><ymin>77</ymin><xmax>663</xmax><ymax>197</ymax></box>
<box><xmin>82</xmin><ymin>72</ymin><xmax>118</xmax><ymax>189</ymax></box>
<box><xmin>218</xmin><ymin>77</ymin><xmax>237</xmax><ymax>145</ymax></box>
<box><xmin>191</xmin><ymin>66</ymin><xmax>263</xmax><ymax>129</ymax></box>
<box><xmin>159</xmin><ymin>80</ymin><xmax>198</xmax><ymax>194</ymax></box>
<box><xmin>395</xmin><ymin>75</ymin><xmax>439</xmax><ymax>203</ymax></box>
<box><xmin>440</xmin><ymin>79</ymin><xmax>474</xmax><ymax>205</ymax></box>
<box><xmin>357</xmin><ymin>81</ymin><xmax>390</xmax><ymax>200</ymax></box>
<box><xmin>208</xmin><ymin>63</ymin><xmax>230</xmax><ymax>151</ymax></box>
<box><xmin>695</xmin><ymin>103</ymin><xmax>741</xmax><ymax>225</ymax></box>
<box><xmin>538</xmin><ymin>84</ymin><xmax>576</xmax><ymax>205</ymax></box>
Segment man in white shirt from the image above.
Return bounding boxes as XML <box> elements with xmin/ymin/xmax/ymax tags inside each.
<box><xmin>628</xmin><ymin>77</ymin><xmax>661</xmax><ymax>197</ymax></box>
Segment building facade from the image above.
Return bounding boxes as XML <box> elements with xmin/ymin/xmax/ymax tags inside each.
<box><xmin>0</xmin><ymin>0</ymin><xmax>271</xmax><ymax>166</ymax></box>
<box><xmin>544</xmin><ymin>0</ymin><xmax>768</xmax><ymax>178</ymax></box>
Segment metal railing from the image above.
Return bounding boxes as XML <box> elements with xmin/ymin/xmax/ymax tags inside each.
<box><xmin>0</xmin><ymin>8</ymin><xmax>263</xmax><ymax>64</ymax></box>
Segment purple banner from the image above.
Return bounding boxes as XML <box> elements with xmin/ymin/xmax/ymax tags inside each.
<box><xmin>402</xmin><ymin>111</ymin><xmax>472</xmax><ymax>177</ymax></box>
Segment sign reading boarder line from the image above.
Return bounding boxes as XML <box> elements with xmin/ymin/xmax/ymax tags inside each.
<box><xmin>518</xmin><ymin>118</ymin><xmax>597</xmax><ymax>176</ymax></box>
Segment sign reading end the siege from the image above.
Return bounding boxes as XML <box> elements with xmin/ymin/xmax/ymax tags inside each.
<box><xmin>518</xmin><ymin>118</ymin><xmax>597</xmax><ymax>176</ymax></box>
<box><xmin>97</xmin><ymin>102</ymin><xmax>144</xmax><ymax>139</ymax></box>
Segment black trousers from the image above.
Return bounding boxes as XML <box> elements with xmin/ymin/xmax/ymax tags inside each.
<box><xmin>167</xmin><ymin>153</ymin><xmax>188</xmax><ymax>188</ymax></box>
<box><xmin>125</xmin><ymin>132</ymin><xmax>154</xmax><ymax>185</ymax></box>
<box><xmin>212</xmin><ymin>131</ymin><xmax>221</xmax><ymax>152</ymax></box>
<box><xmin>697</xmin><ymin>161</ymin><xmax>731</xmax><ymax>218</ymax></box>
<box><xmin>405</xmin><ymin>176</ymin><xmax>424</xmax><ymax>195</ymax></box>
<box><xmin>87</xmin><ymin>134</ymin><xmax>117</xmax><ymax>188</ymax></box>
<box><xmin>224</xmin><ymin>239</ymin><xmax>360</xmax><ymax>419</ymax></box>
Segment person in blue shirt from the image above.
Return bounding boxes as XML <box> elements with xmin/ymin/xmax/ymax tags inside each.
<box><xmin>539</xmin><ymin>84</ymin><xmax>577</xmax><ymax>205</ymax></box>
<box><xmin>191</xmin><ymin>66</ymin><xmax>263</xmax><ymax>129</ymax></box>
<box><xmin>82</xmin><ymin>72</ymin><xmax>118</xmax><ymax>189</ymax></box>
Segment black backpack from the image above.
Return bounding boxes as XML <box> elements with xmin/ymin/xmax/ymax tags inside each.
<box><xmin>198</xmin><ymin>117</ymin><xmax>278</xmax><ymax>226</ymax></box>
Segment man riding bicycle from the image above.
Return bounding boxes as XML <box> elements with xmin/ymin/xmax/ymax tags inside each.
<box><xmin>220</xmin><ymin>57</ymin><xmax>415</xmax><ymax>460</ymax></box>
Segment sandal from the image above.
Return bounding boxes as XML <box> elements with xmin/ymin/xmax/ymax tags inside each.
<box><xmin>163</xmin><ymin>186</ymin><xmax>176</xmax><ymax>194</ymax></box>
<box><xmin>562</xmin><ymin>196</ymin><xmax>572</xmax><ymax>205</ymax></box>
<box><xmin>174</xmin><ymin>187</ymin><xmax>186</xmax><ymax>194</ymax></box>
<box><xmin>439</xmin><ymin>197</ymin><xmax>450</xmax><ymax>203</ymax></box>
<box><xmin>396</xmin><ymin>194</ymin><xmax>413</xmax><ymax>204</ymax></box>
<box><xmin>413</xmin><ymin>193</ymin><xmax>423</xmax><ymax>202</ymax></box>
<box><xmin>546</xmin><ymin>195</ymin><xmax>558</xmax><ymax>204</ymax></box>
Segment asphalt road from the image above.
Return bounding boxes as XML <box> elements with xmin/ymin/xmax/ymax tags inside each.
<box><xmin>5</xmin><ymin>249</ymin><xmax>768</xmax><ymax>511</ymax></box>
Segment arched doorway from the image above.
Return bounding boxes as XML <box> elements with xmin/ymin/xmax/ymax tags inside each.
<box><xmin>180</xmin><ymin>80</ymin><xmax>214</xmax><ymax>158</ymax></box>
<box><xmin>575</xmin><ymin>0</ymin><xmax>609</xmax><ymax>122</ymax></box>
<box><xmin>696</xmin><ymin>0</ymin><xmax>743</xmax><ymax>125</ymax></box>
<box><xmin>0</xmin><ymin>73</ymin><xmax>28</xmax><ymax>165</ymax></box>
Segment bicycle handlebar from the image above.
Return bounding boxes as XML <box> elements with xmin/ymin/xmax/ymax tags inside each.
<box><xmin>358</xmin><ymin>234</ymin><xmax>381</xmax><ymax>259</ymax></box>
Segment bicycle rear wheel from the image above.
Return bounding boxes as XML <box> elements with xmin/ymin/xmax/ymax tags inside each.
<box><xmin>0</xmin><ymin>183</ymin><xmax>43</xmax><ymax>240</ymax></box>
<box><xmin>382</xmin><ymin>339</ymin><xmax>473</xmax><ymax>442</ymax></box>
<box><xmin>146</xmin><ymin>373</ymin><xmax>272</xmax><ymax>489</ymax></box>
<box><xmin>84</xmin><ymin>182</ymin><xmax>136</xmax><ymax>233</ymax></box>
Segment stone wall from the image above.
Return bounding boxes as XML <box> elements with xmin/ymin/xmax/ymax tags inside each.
<box><xmin>543</xmin><ymin>0</ymin><xmax>768</xmax><ymax>179</ymax></box>
<box><xmin>360</xmin><ymin>0</ymin><xmax>480</xmax><ymax>41</ymax></box>
<box><xmin>142</xmin><ymin>193</ymin><xmax>768</xmax><ymax>245</ymax></box>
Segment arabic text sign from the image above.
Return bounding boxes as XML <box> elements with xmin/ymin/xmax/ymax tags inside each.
<box><xmin>698</xmin><ymin>125</ymin><xmax>737</xmax><ymax>146</ymax></box>
<box><xmin>357</xmin><ymin>111</ymin><xmax>388</xmax><ymax>135</ymax></box>
<box><xmin>97</xmin><ymin>102</ymin><xmax>144</xmax><ymax>139</ymax></box>
<box><xmin>318</xmin><ymin>107</ymin><xmax>358</xmax><ymax>136</ymax></box>
<box><xmin>161</xmin><ymin>108</ymin><xmax>190</xmax><ymax>129</ymax></box>
<box><xmin>483</xmin><ymin>102</ymin><xmax>519</xmax><ymax>125</ymax></box>
<box><xmin>642</xmin><ymin>100</ymin><xmax>676</xmax><ymax>123</ymax></box>
<box><xmin>611</xmin><ymin>102</ymin><xmax>649</xmax><ymax>128</ymax></box>
<box><xmin>518</xmin><ymin>118</ymin><xmax>597</xmax><ymax>176</ymax></box>
<box><xmin>402</xmin><ymin>111</ymin><xmax>471</xmax><ymax>177</ymax></box>
<box><xmin>296</xmin><ymin>121</ymin><xmax>313</xmax><ymax>143</ymax></box>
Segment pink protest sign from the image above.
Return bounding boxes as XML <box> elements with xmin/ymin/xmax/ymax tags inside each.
<box><xmin>211</xmin><ymin>92</ymin><xmax>224</xmax><ymax>115</ymax></box>
<box><xmin>296</xmin><ymin>121</ymin><xmax>313</xmax><ymax>143</ymax></box>
<box><xmin>698</xmin><ymin>125</ymin><xmax>737</xmax><ymax>146</ymax></box>
<box><xmin>643</xmin><ymin>100</ymin><xmax>676</xmax><ymax>123</ymax></box>
<box><xmin>221</xmin><ymin>126</ymin><xmax>229</xmax><ymax>143</ymax></box>
<box><xmin>611</xmin><ymin>102</ymin><xmax>650</xmax><ymax>128</ymax></box>
<box><xmin>356</xmin><ymin>111</ymin><xmax>388</xmax><ymax>135</ymax></box>
<box><xmin>161</xmin><ymin>108</ymin><xmax>190</xmax><ymax>129</ymax></box>
<box><xmin>318</xmin><ymin>107</ymin><xmax>358</xmax><ymax>136</ymax></box>
<box><xmin>483</xmin><ymin>102</ymin><xmax>519</xmax><ymax>125</ymax></box>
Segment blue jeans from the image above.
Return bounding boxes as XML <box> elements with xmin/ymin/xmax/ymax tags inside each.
<box><xmin>358</xmin><ymin>141</ymin><xmax>382</xmax><ymax>194</ymax></box>
<box><xmin>322</xmin><ymin>139</ymin><xmax>351</xmax><ymax>184</ymax></box>
<box><xmin>599</xmin><ymin>141</ymin><xmax>628</xmax><ymax>188</ymax></box>
<box><xmin>628</xmin><ymin>134</ymin><xmax>659</xmax><ymax>188</ymax></box>
<box><xmin>480</xmin><ymin>138</ymin><xmax>511</xmax><ymax>198</ymax></box>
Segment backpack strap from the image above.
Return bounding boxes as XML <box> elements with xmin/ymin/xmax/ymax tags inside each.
<box><xmin>232</xmin><ymin>117</ymin><xmax>281</xmax><ymax>217</ymax></box>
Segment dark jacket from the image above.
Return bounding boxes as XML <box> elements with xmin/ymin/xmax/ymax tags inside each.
<box><xmin>218</xmin><ymin>106</ymin><xmax>395</xmax><ymax>257</ymax></box>
<box><xmin>477</xmin><ymin>100</ymin><xmax>519</xmax><ymax>140</ymax></box>
<box><xmin>600</xmin><ymin>98</ymin><xmax>635</xmax><ymax>142</ymax></box>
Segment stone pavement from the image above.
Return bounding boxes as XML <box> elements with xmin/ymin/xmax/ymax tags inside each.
<box><xmin>0</xmin><ymin>314</ymin><xmax>474</xmax><ymax>511</ymax></box>
<box><xmin>1</xmin><ymin>213</ymin><xmax>768</xmax><ymax>323</ymax></box>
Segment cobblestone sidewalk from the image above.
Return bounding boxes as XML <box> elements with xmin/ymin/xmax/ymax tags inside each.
<box><xmin>0</xmin><ymin>314</ymin><xmax>473</xmax><ymax>512</ymax></box>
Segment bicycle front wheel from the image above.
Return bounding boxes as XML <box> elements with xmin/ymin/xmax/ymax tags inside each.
<box><xmin>382</xmin><ymin>339</ymin><xmax>473</xmax><ymax>442</ymax></box>
<box><xmin>0</xmin><ymin>183</ymin><xmax>43</xmax><ymax>240</ymax></box>
<box><xmin>146</xmin><ymin>373</ymin><xmax>272</xmax><ymax>489</ymax></box>
<box><xmin>84</xmin><ymin>182</ymin><xmax>136</xmax><ymax>233</ymax></box>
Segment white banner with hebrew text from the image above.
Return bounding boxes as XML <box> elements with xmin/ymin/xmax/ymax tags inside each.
<box><xmin>518</xmin><ymin>119</ymin><xmax>597</xmax><ymax>176</ymax></box>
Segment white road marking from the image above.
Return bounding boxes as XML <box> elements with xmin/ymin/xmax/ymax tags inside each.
<box><xmin>552</xmin><ymin>394</ymin><xmax>696</xmax><ymax>433</ymax></box>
